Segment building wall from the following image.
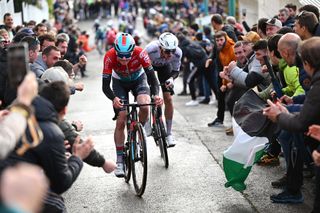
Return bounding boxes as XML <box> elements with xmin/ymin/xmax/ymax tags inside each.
<box><xmin>239</xmin><ymin>0</ymin><xmax>303</xmax><ymax>29</ymax></box>
<box><xmin>0</xmin><ymin>0</ymin><xmax>49</xmax><ymax>25</ymax></box>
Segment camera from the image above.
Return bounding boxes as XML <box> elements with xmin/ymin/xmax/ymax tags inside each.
<box><xmin>7</xmin><ymin>43</ymin><xmax>29</xmax><ymax>89</ymax></box>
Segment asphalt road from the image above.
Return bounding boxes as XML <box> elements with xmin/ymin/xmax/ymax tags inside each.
<box><xmin>63</xmin><ymin>16</ymin><xmax>314</xmax><ymax>213</ymax></box>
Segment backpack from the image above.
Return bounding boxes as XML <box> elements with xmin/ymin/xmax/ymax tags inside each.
<box><xmin>186</xmin><ymin>41</ymin><xmax>207</xmax><ymax>61</ymax></box>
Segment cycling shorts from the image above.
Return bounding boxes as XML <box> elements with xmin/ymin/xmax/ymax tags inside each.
<box><xmin>112</xmin><ymin>72</ymin><xmax>150</xmax><ymax>111</ymax></box>
<box><xmin>153</xmin><ymin>64</ymin><xmax>174</xmax><ymax>95</ymax></box>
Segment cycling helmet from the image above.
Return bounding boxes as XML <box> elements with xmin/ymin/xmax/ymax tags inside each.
<box><xmin>114</xmin><ymin>33</ymin><xmax>135</xmax><ymax>53</ymax></box>
<box><xmin>159</xmin><ymin>32</ymin><xmax>178</xmax><ymax>50</ymax></box>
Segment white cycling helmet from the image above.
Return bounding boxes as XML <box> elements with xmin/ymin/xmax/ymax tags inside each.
<box><xmin>159</xmin><ymin>32</ymin><xmax>178</xmax><ymax>50</ymax></box>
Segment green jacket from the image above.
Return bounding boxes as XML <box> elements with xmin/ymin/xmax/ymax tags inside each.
<box><xmin>281</xmin><ymin>65</ymin><xmax>305</xmax><ymax>97</ymax></box>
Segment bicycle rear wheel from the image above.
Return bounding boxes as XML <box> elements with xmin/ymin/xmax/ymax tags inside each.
<box><xmin>131</xmin><ymin>122</ymin><xmax>148</xmax><ymax>196</ymax></box>
<box><xmin>157</xmin><ymin>120</ymin><xmax>169</xmax><ymax>168</ymax></box>
<box><xmin>124</xmin><ymin>142</ymin><xmax>131</xmax><ymax>183</ymax></box>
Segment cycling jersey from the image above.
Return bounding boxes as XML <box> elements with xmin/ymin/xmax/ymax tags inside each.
<box><xmin>144</xmin><ymin>40</ymin><xmax>182</xmax><ymax>72</ymax></box>
<box><xmin>103</xmin><ymin>47</ymin><xmax>152</xmax><ymax>82</ymax></box>
<box><xmin>102</xmin><ymin>46</ymin><xmax>160</xmax><ymax>101</ymax></box>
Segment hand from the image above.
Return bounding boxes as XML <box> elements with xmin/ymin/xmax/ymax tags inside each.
<box><xmin>113</xmin><ymin>97</ymin><xmax>123</xmax><ymax>109</ymax></box>
<box><xmin>205</xmin><ymin>59</ymin><xmax>212</xmax><ymax>68</ymax></box>
<box><xmin>72</xmin><ymin>120</ymin><xmax>84</xmax><ymax>131</ymax></box>
<box><xmin>72</xmin><ymin>136</ymin><xmax>94</xmax><ymax>160</ymax></box>
<box><xmin>154</xmin><ymin>95</ymin><xmax>163</xmax><ymax>106</ymax></box>
<box><xmin>220</xmin><ymin>85</ymin><xmax>227</xmax><ymax>92</ymax></box>
<box><xmin>64</xmin><ymin>140</ymin><xmax>71</xmax><ymax>150</ymax></box>
<box><xmin>219</xmin><ymin>71</ymin><xmax>232</xmax><ymax>81</ymax></box>
<box><xmin>280</xmin><ymin>95</ymin><xmax>293</xmax><ymax>105</ymax></box>
<box><xmin>165</xmin><ymin>77</ymin><xmax>174</xmax><ymax>89</ymax></box>
<box><xmin>307</xmin><ymin>125</ymin><xmax>320</xmax><ymax>141</ymax></box>
<box><xmin>261</xmin><ymin>65</ymin><xmax>268</xmax><ymax>73</ymax></box>
<box><xmin>102</xmin><ymin>159</ymin><xmax>117</xmax><ymax>173</ymax></box>
<box><xmin>17</xmin><ymin>73</ymin><xmax>38</xmax><ymax>106</ymax></box>
<box><xmin>75</xmin><ymin>82</ymin><xmax>84</xmax><ymax>91</ymax></box>
<box><xmin>0</xmin><ymin>163</ymin><xmax>48</xmax><ymax>213</ymax></box>
<box><xmin>227</xmin><ymin>82</ymin><xmax>234</xmax><ymax>89</ymax></box>
<box><xmin>263</xmin><ymin>99</ymin><xmax>288</xmax><ymax>122</ymax></box>
<box><xmin>312</xmin><ymin>150</ymin><xmax>320</xmax><ymax>166</ymax></box>
<box><xmin>227</xmin><ymin>61</ymin><xmax>237</xmax><ymax>74</ymax></box>
<box><xmin>79</xmin><ymin>55</ymin><xmax>87</xmax><ymax>66</ymax></box>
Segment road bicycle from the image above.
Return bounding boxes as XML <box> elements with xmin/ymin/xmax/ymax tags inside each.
<box><xmin>121</xmin><ymin>102</ymin><xmax>154</xmax><ymax>197</ymax></box>
<box><xmin>150</xmin><ymin>97</ymin><xmax>169</xmax><ymax>168</ymax></box>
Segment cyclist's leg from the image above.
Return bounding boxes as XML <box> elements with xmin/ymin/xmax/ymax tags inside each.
<box><xmin>163</xmin><ymin>92</ymin><xmax>173</xmax><ymax>135</ymax></box>
<box><xmin>156</xmin><ymin>65</ymin><xmax>175</xmax><ymax>136</ymax></box>
<box><xmin>132</xmin><ymin>73</ymin><xmax>150</xmax><ymax>125</ymax></box>
<box><xmin>112</xmin><ymin>78</ymin><xmax>129</xmax><ymax>176</ymax></box>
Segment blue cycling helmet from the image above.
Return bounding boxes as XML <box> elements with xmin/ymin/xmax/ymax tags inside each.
<box><xmin>114</xmin><ymin>33</ymin><xmax>135</xmax><ymax>53</ymax></box>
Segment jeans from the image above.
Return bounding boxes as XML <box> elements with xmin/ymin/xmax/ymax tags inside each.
<box><xmin>286</xmin><ymin>133</ymin><xmax>305</xmax><ymax>194</ymax></box>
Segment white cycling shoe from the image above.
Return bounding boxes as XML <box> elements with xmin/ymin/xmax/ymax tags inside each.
<box><xmin>166</xmin><ymin>135</ymin><xmax>176</xmax><ymax>147</ymax></box>
<box><xmin>114</xmin><ymin>162</ymin><xmax>125</xmax><ymax>178</ymax></box>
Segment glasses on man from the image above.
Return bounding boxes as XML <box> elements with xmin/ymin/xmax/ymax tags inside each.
<box><xmin>117</xmin><ymin>52</ymin><xmax>132</xmax><ymax>59</ymax></box>
<box><xmin>163</xmin><ymin>49</ymin><xmax>176</xmax><ymax>54</ymax></box>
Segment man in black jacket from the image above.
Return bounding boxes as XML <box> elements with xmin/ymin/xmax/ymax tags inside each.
<box><xmin>0</xmin><ymin>81</ymin><xmax>93</xmax><ymax>212</ymax></box>
<box><xmin>263</xmin><ymin>37</ymin><xmax>320</xmax><ymax>205</ymax></box>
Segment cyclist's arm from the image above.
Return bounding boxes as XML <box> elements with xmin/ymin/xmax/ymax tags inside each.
<box><xmin>145</xmin><ymin>66</ymin><xmax>160</xmax><ymax>96</ymax></box>
<box><xmin>102</xmin><ymin>74</ymin><xmax>116</xmax><ymax>100</ymax></box>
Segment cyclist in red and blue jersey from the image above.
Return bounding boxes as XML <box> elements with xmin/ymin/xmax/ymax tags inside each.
<box><xmin>102</xmin><ymin>33</ymin><xmax>162</xmax><ymax>177</ymax></box>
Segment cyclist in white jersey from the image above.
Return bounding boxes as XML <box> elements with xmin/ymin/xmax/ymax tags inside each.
<box><xmin>144</xmin><ymin>32</ymin><xmax>182</xmax><ymax>147</ymax></box>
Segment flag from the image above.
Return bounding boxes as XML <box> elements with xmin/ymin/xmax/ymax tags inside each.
<box><xmin>223</xmin><ymin>118</ymin><xmax>268</xmax><ymax>191</ymax></box>
<box><xmin>223</xmin><ymin>89</ymin><xmax>278</xmax><ymax>191</ymax></box>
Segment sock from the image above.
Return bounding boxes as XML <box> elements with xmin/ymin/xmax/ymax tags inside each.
<box><xmin>166</xmin><ymin>119</ymin><xmax>172</xmax><ymax>136</ymax></box>
<box><xmin>116</xmin><ymin>145</ymin><xmax>124</xmax><ymax>163</ymax></box>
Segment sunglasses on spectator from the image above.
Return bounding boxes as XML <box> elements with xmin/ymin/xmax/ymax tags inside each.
<box><xmin>297</xmin><ymin>11</ymin><xmax>306</xmax><ymax>18</ymax></box>
<box><xmin>163</xmin><ymin>49</ymin><xmax>176</xmax><ymax>54</ymax></box>
<box><xmin>117</xmin><ymin>52</ymin><xmax>132</xmax><ymax>59</ymax></box>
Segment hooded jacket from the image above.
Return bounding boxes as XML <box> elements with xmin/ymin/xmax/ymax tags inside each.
<box><xmin>0</xmin><ymin>96</ymin><xmax>83</xmax><ymax>194</ymax></box>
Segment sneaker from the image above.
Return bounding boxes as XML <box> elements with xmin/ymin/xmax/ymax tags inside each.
<box><xmin>271</xmin><ymin>174</ymin><xmax>287</xmax><ymax>188</ymax></box>
<box><xmin>114</xmin><ymin>162</ymin><xmax>125</xmax><ymax>178</ymax></box>
<box><xmin>207</xmin><ymin>118</ymin><xmax>223</xmax><ymax>127</ymax></box>
<box><xmin>270</xmin><ymin>189</ymin><xmax>304</xmax><ymax>204</ymax></box>
<box><xmin>166</xmin><ymin>134</ymin><xmax>176</xmax><ymax>147</ymax></box>
<box><xmin>185</xmin><ymin>100</ymin><xmax>199</xmax><ymax>106</ymax></box>
<box><xmin>225</xmin><ymin>127</ymin><xmax>234</xmax><ymax>136</ymax></box>
<box><xmin>209</xmin><ymin>99</ymin><xmax>216</xmax><ymax>105</ymax></box>
<box><xmin>257</xmin><ymin>154</ymin><xmax>280</xmax><ymax>166</ymax></box>
<box><xmin>197</xmin><ymin>96</ymin><xmax>205</xmax><ymax>101</ymax></box>
<box><xmin>199</xmin><ymin>98</ymin><xmax>210</xmax><ymax>104</ymax></box>
<box><xmin>144</xmin><ymin>121</ymin><xmax>152</xmax><ymax>137</ymax></box>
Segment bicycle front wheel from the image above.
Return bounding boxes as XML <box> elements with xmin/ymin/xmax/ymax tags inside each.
<box><xmin>131</xmin><ymin>122</ymin><xmax>148</xmax><ymax>196</ymax></box>
<box><xmin>124</xmin><ymin>142</ymin><xmax>131</xmax><ymax>183</ymax></box>
<box><xmin>157</xmin><ymin>120</ymin><xmax>169</xmax><ymax>168</ymax></box>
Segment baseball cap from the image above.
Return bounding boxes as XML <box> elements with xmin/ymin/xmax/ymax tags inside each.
<box><xmin>18</xmin><ymin>27</ymin><xmax>35</xmax><ymax>36</ymax></box>
<box><xmin>265</xmin><ymin>18</ymin><xmax>282</xmax><ymax>28</ymax></box>
<box><xmin>41</xmin><ymin>66</ymin><xmax>70</xmax><ymax>85</ymax></box>
<box><xmin>241</xmin><ymin>31</ymin><xmax>261</xmax><ymax>43</ymax></box>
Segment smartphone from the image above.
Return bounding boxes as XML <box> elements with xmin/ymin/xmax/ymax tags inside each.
<box><xmin>7</xmin><ymin>43</ymin><xmax>29</xmax><ymax>89</ymax></box>
<box><xmin>242</xmin><ymin>8</ymin><xmax>247</xmax><ymax>17</ymax></box>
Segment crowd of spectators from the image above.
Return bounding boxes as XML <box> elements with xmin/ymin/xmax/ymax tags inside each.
<box><xmin>0</xmin><ymin>0</ymin><xmax>116</xmax><ymax>212</ymax></box>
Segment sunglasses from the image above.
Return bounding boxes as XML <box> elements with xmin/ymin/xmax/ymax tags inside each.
<box><xmin>296</xmin><ymin>11</ymin><xmax>307</xmax><ymax>18</ymax></box>
<box><xmin>164</xmin><ymin>49</ymin><xmax>176</xmax><ymax>54</ymax></box>
<box><xmin>117</xmin><ymin>52</ymin><xmax>132</xmax><ymax>59</ymax></box>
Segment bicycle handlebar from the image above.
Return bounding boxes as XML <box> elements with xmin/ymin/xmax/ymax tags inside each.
<box><xmin>112</xmin><ymin>102</ymin><xmax>156</xmax><ymax>120</ymax></box>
